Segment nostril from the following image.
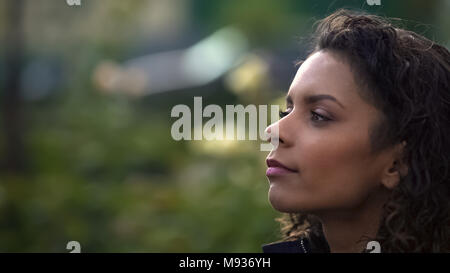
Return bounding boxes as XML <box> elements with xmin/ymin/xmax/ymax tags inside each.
<box><xmin>277</xmin><ymin>136</ymin><xmax>283</xmax><ymax>144</ymax></box>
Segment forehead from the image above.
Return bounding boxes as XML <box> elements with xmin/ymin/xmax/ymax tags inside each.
<box><xmin>288</xmin><ymin>50</ymin><xmax>360</xmax><ymax>105</ymax></box>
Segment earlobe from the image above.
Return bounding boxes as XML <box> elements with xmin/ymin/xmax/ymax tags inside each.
<box><xmin>381</xmin><ymin>142</ymin><xmax>408</xmax><ymax>190</ymax></box>
<box><xmin>381</xmin><ymin>160</ymin><xmax>401</xmax><ymax>189</ymax></box>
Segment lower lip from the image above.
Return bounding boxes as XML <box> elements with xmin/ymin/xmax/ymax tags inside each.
<box><xmin>266</xmin><ymin>167</ymin><xmax>297</xmax><ymax>176</ymax></box>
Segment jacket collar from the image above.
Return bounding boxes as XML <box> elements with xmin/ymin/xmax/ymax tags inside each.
<box><xmin>262</xmin><ymin>238</ymin><xmax>310</xmax><ymax>253</ymax></box>
<box><xmin>262</xmin><ymin>234</ymin><xmax>331</xmax><ymax>253</ymax></box>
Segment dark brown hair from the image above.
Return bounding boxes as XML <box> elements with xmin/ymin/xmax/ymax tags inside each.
<box><xmin>277</xmin><ymin>9</ymin><xmax>450</xmax><ymax>252</ymax></box>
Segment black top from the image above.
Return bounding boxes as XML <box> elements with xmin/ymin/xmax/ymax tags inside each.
<box><xmin>262</xmin><ymin>239</ymin><xmax>309</xmax><ymax>253</ymax></box>
<box><xmin>262</xmin><ymin>235</ymin><xmax>330</xmax><ymax>253</ymax></box>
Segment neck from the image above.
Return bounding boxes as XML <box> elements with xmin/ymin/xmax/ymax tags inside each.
<box><xmin>316</xmin><ymin>188</ymin><xmax>389</xmax><ymax>253</ymax></box>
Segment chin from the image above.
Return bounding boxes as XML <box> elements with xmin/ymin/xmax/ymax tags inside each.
<box><xmin>268</xmin><ymin>187</ymin><xmax>316</xmax><ymax>213</ymax></box>
<box><xmin>268</xmin><ymin>190</ymin><xmax>300</xmax><ymax>213</ymax></box>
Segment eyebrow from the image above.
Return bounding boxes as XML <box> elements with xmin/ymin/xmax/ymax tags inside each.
<box><xmin>286</xmin><ymin>94</ymin><xmax>345</xmax><ymax>109</ymax></box>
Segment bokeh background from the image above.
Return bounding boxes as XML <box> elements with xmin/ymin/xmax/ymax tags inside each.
<box><xmin>0</xmin><ymin>0</ymin><xmax>448</xmax><ymax>252</ymax></box>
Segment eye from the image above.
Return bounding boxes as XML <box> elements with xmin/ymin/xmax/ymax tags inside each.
<box><xmin>279</xmin><ymin>109</ymin><xmax>291</xmax><ymax>118</ymax></box>
<box><xmin>310</xmin><ymin>111</ymin><xmax>331</xmax><ymax>122</ymax></box>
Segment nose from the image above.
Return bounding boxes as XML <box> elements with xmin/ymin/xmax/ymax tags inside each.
<box><xmin>265</xmin><ymin>121</ymin><xmax>284</xmax><ymax>146</ymax></box>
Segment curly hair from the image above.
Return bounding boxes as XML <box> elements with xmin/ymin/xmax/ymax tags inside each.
<box><xmin>276</xmin><ymin>9</ymin><xmax>450</xmax><ymax>252</ymax></box>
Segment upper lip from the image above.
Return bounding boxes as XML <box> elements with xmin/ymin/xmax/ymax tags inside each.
<box><xmin>266</xmin><ymin>158</ymin><xmax>298</xmax><ymax>172</ymax></box>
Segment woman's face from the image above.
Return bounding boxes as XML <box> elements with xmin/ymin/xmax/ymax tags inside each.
<box><xmin>266</xmin><ymin>50</ymin><xmax>395</xmax><ymax>215</ymax></box>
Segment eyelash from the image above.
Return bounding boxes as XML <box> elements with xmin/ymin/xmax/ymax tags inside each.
<box><xmin>279</xmin><ymin>109</ymin><xmax>331</xmax><ymax>123</ymax></box>
<box><xmin>279</xmin><ymin>110</ymin><xmax>290</xmax><ymax>118</ymax></box>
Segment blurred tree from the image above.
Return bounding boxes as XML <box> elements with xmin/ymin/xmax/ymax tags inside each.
<box><xmin>2</xmin><ymin>0</ymin><xmax>27</xmax><ymax>174</ymax></box>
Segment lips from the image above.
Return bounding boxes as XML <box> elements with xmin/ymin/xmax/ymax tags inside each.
<box><xmin>266</xmin><ymin>158</ymin><xmax>298</xmax><ymax>176</ymax></box>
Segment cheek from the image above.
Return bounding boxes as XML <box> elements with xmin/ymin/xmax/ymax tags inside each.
<box><xmin>297</xmin><ymin>132</ymin><xmax>380</xmax><ymax>209</ymax></box>
<box><xmin>305</xmin><ymin>136</ymin><xmax>369</xmax><ymax>172</ymax></box>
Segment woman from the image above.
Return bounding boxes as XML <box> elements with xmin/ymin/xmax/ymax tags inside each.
<box><xmin>263</xmin><ymin>9</ymin><xmax>449</xmax><ymax>253</ymax></box>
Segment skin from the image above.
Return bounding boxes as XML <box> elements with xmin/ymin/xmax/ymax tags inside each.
<box><xmin>265</xmin><ymin>50</ymin><xmax>406</xmax><ymax>253</ymax></box>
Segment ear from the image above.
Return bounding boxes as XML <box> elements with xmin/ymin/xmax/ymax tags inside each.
<box><xmin>381</xmin><ymin>141</ymin><xmax>408</xmax><ymax>190</ymax></box>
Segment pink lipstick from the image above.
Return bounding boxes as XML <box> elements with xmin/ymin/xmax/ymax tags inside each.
<box><xmin>266</xmin><ymin>159</ymin><xmax>298</xmax><ymax>176</ymax></box>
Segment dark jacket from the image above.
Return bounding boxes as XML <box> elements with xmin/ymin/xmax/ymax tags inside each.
<box><xmin>262</xmin><ymin>235</ymin><xmax>330</xmax><ymax>253</ymax></box>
